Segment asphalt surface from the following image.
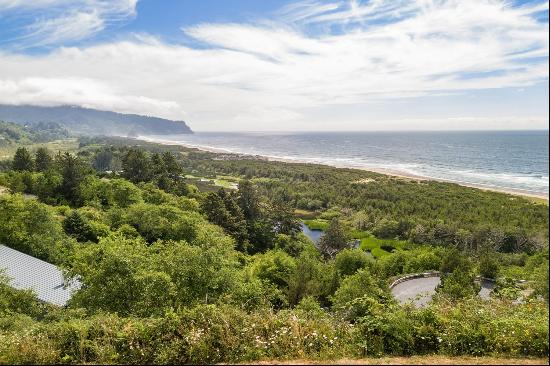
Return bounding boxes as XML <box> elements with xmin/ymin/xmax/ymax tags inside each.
<box><xmin>391</xmin><ymin>276</ymin><xmax>495</xmax><ymax>307</ymax></box>
<box><xmin>391</xmin><ymin>276</ymin><xmax>441</xmax><ymax>307</ymax></box>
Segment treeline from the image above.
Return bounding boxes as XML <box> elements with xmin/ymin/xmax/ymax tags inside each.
<box><xmin>0</xmin><ymin>139</ymin><xmax>548</xmax><ymax>363</ymax></box>
<box><xmin>1</xmin><ymin>146</ymin><xmax>192</xmax><ymax>206</ymax></box>
<box><xmin>182</xmin><ymin>157</ymin><xmax>549</xmax><ymax>255</ymax></box>
<box><xmin>0</xmin><ymin>120</ymin><xmax>69</xmax><ymax>146</ymax></box>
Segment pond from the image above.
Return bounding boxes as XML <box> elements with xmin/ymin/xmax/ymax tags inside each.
<box><xmin>301</xmin><ymin>223</ymin><xmax>323</xmax><ymax>244</ymax></box>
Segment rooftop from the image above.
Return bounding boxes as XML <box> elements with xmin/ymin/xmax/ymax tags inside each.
<box><xmin>0</xmin><ymin>245</ymin><xmax>79</xmax><ymax>307</ymax></box>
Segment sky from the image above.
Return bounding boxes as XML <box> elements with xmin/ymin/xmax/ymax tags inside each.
<box><xmin>0</xmin><ymin>0</ymin><xmax>548</xmax><ymax>131</ymax></box>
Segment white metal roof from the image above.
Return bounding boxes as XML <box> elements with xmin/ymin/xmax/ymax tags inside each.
<box><xmin>0</xmin><ymin>245</ymin><xmax>79</xmax><ymax>307</ymax></box>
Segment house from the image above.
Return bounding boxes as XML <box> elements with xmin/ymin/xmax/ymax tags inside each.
<box><xmin>0</xmin><ymin>245</ymin><xmax>80</xmax><ymax>307</ymax></box>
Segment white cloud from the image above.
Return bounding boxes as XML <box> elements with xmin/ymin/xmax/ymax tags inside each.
<box><xmin>0</xmin><ymin>0</ymin><xmax>548</xmax><ymax>130</ymax></box>
<box><xmin>0</xmin><ymin>0</ymin><xmax>138</xmax><ymax>47</ymax></box>
<box><xmin>0</xmin><ymin>77</ymin><xmax>182</xmax><ymax>117</ymax></box>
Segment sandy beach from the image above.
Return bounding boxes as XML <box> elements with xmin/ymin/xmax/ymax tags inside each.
<box><xmin>135</xmin><ymin>135</ymin><xmax>549</xmax><ymax>202</ymax></box>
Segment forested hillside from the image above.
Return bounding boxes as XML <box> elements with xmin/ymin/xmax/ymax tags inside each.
<box><xmin>0</xmin><ymin>105</ymin><xmax>192</xmax><ymax>136</ymax></box>
<box><xmin>0</xmin><ymin>120</ymin><xmax>69</xmax><ymax>146</ymax></box>
<box><xmin>0</xmin><ymin>137</ymin><xmax>548</xmax><ymax>364</ymax></box>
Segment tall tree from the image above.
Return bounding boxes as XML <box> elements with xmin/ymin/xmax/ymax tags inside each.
<box><xmin>34</xmin><ymin>147</ymin><xmax>53</xmax><ymax>172</ymax></box>
<box><xmin>63</xmin><ymin>210</ymin><xmax>97</xmax><ymax>242</ymax></box>
<box><xmin>92</xmin><ymin>149</ymin><xmax>114</xmax><ymax>172</ymax></box>
<box><xmin>202</xmin><ymin>189</ymin><xmax>248</xmax><ymax>251</ymax></box>
<box><xmin>122</xmin><ymin>149</ymin><xmax>151</xmax><ymax>183</ymax></box>
<box><xmin>12</xmin><ymin>147</ymin><xmax>34</xmax><ymax>171</ymax></box>
<box><xmin>150</xmin><ymin>153</ymin><xmax>165</xmax><ymax>176</ymax></box>
<box><xmin>57</xmin><ymin>152</ymin><xmax>86</xmax><ymax>205</ymax></box>
<box><xmin>162</xmin><ymin>152</ymin><xmax>181</xmax><ymax>178</ymax></box>
<box><xmin>269</xmin><ymin>199</ymin><xmax>301</xmax><ymax>236</ymax></box>
<box><xmin>238</xmin><ymin>179</ymin><xmax>261</xmax><ymax>221</ymax></box>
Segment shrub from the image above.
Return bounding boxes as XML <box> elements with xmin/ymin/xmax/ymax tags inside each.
<box><xmin>478</xmin><ymin>253</ymin><xmax>500</xmax><ymax>279</ymax></box>
<box><xmin>334</xmin><ymin>249</ymin><xmax>373</xmax><ymax>278</ymax></box>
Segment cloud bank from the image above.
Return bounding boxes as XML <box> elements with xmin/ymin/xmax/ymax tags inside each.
<box><xmin>0</xmin><ymin>0</ymin><xmax>548</xmax><ymax>130</ymax></box>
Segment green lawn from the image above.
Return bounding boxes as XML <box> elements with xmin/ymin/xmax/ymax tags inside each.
<box><xmin>302</xmin><ymin>219</ymin><xmax>410</xmax><ymax>259</ymax></box>
<box><xmin>360</xmin><ymin>236</ymin><xmax>411</xmax><ymax>258</ymax></box>
<box><xmin>303</xmin><ymin>219</ymin><xmax>330</xmax><ymax>231</ymax></box>
<box><xmin>294</xmin><ymin>209</ymin><xmax>318</xmax><ymax>219</ymax></box>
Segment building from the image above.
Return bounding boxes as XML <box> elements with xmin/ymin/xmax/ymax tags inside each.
<box><xmin>0</xmin><ymin>245</ymin><xmax>79</xmax><ymax>307</ymax></box>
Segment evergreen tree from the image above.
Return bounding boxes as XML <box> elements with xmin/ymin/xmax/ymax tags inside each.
<box><xmin>238</xmin><ymin>179</ymin><xmax>261</xmax><ymax>221</ymax></box>
<box><xmin>92</xmin><ymin>149</ymin><xmax>114</xmax><ymax>172</ymax></box>
<box><xmin>34</xmin><ymin>147</ymin><xmax>53</xmax><ymax>172</ymax></box>
<box><xmin>162</xmin><ymin>151</ymin><xmax>182</xmax><ymax>179</ymax></box>
<box><xmin>12</xmin><ymin>147</ymin><xmax>34</xmax><ymax>171</ymax></box>
<box><xmin>202</xmin><ymin>191</ymin><xmax>230</xmax><ymax>226</ymax></box>
<box><xmin>222</xmin><ymin>190</ymin><xmax>249</xmax><ymax>249</ymax></box>
<box><xmin>202</xmin><ymin>189</ymin><xmax>248</xmax><ymax>251</ymax></box>
<box><xmin>150</xmin><ymin>153</ymin><xmax>166</xmax><ymax>176</ymax></box>
<box><xmin>122</xmin><ymin>149</ymin><xmax>151</xmax><ymax>183</ymax></box>
<box><xmin>57</xmin><ymin>152</ymin><xmax>86</xmax><ymax>205</ymax></box>
<box><xmin>63</xmin><ymin>210</ymin><xmax>97</xmax><ymax>242</ymax></box>
<box><xmin>269</xmin><ymin>199</ymin><xmax>301</xmax><ymax>236</ymax></box>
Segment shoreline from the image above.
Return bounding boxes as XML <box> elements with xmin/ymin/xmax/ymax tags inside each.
<box><xmin>135</xmin><ymin>135</ymin><xmax>549</xmax><ymax>202</ymax></box>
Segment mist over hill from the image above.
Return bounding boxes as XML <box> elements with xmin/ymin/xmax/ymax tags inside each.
<box><xmin>0</xmin><ymin>105</ymin><xmax>193</xmax><ymax>137</ymax></box>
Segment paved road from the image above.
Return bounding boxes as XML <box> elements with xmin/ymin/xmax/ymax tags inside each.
<box><xmin>391</xmin><ymin>276</ymin><xmax>441</xmax><ymax>307</ymax></box>
<box><xmin>391</xmin><ymin>276</ymin><xmax>494</xmax><ymax>307</ymax></box>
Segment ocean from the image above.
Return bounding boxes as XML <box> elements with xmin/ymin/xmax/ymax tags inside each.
<box><xmin>143</xmin><ymin>130</ymin><xmax>549</xmax><ymax>197</ymax></box>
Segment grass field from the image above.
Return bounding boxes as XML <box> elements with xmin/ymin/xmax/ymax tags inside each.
<box><xmin>303</xmin><ymin>218</ymin><xmax>330</xmax><ymax>231</ymax></box>
<box><xmin>360</xmin><ymin>236</ymin><xmax>412</xmax><ymax>258</ymax></box>
<box><xmin>0</xmin><ymin>138</ymin><xmax>79</xmax><ymax>161</ymax></box>
<box><xmin>302</xmin><ymin>219</ymin><xmax>413</xmax><ymax>259</ymax></box>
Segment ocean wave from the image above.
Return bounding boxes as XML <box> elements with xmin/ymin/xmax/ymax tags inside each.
<box><xmin>140</xmin><ymin>134</ymin><xmax>549</xmax><ymax>195</ymax></box>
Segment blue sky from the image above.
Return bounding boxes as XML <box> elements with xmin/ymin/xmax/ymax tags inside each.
<box><xmin>0</xmin><ymin>0</ymin><xmax>548</xmax><ymax>131</ymax></box>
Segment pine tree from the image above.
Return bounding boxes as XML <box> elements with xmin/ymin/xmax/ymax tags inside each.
<box><xmin>57</xmin><ymin>152</ymin><xmax>85</xmax><ymax>205</ymax></box>
<box><xmin>122</xmin><ymin>149</ymin><xmax>151</xmax><ymax>183</ymax></box>
<box><xmin>162</xmin><ymin>152</ymin><xmax>182</xmax><ymax>179</ymax></box>
<box><xmin>238</xmin><ymin>179</ymin><xmax>261</xmax><ymax>221</ymax></box>
<box><xmin>63</xmin><ymin>210</ymin><xmax>96</xmax><ymax>242</ymax></box>
<box><xmin>34</xmin><ymin>147</ymin><xmax>53</xmax><ymax>172</ymax></box>
<box><xmin>12</xmin><ymin>147</ymin><xmax>34</xmax><ymax>171</ymax></box>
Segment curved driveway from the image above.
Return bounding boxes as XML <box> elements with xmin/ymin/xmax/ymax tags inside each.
<box><xmin>391</xmin><ymin>276</ymin><xmax>441</xmax><ymax>307</ymax></box>
<box><xmin>391</xmin><ymin>276</ymin><xmax>495</xmax><ymax>307</ymax></box>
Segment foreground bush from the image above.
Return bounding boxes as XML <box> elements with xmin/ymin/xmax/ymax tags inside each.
<box><xmin>0</xmin><ymin>299</ymin><xmax>547</xmax><ymax>364</ymax></box>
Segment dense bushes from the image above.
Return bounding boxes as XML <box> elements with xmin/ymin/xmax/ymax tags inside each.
<box><xmin>0</xmin><ymin>139</ymin><xmax>548</xmax><ymax>364</ymax></box>
<box><xmin>183</xmin><ymin>156</ymin><xmax>548</xmax><ymax>254</ymax></box>
<box><xmin>0</xmin><ymin>194</ymin><xmax>74</xmax><ymax>263</ymax></box>
<box><xmin>0</xmin><ymin>299</ymin><xmax>547</xmax><ymax>364</ymax></box>
<box><xmin>68</xmin><ymin>232</ymin><xmax>239</xmax><ymax>316</ymax></box>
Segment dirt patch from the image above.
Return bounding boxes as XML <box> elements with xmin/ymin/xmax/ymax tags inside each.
<box><xmin>353</xmin><ymin>178</ymin><xmax>375</xmax><ymax>184</ymax></box>
<box><xmin>241</xmin><ymin>356</ymin><xmax>549</xmax><ymax>365</ymax></box>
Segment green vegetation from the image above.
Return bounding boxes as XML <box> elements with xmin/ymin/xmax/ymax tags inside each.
<box><xmin>360</xmin><ymin>235</ymin><xmax>411</xmax><ymax>258</ymax></box>
<box><xmin>303</xmin><ymin>218</ymin><xmax>330</xmax><ymax>231</ymax></box>
<box><xmin>0</xmin><ymin>120</ymin><xmax>69</xmax><ymax>147</ymax></box>
<box><xmin>0</xmin><ymin>134</ymin><xmax>547</xmax><ymax>364</ymax></box>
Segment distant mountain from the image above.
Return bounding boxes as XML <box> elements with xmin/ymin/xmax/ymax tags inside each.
<box><xmin>0</xmin><ymin>105</ymin><xmax>193</xmax><ymax>137</ymax></box>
